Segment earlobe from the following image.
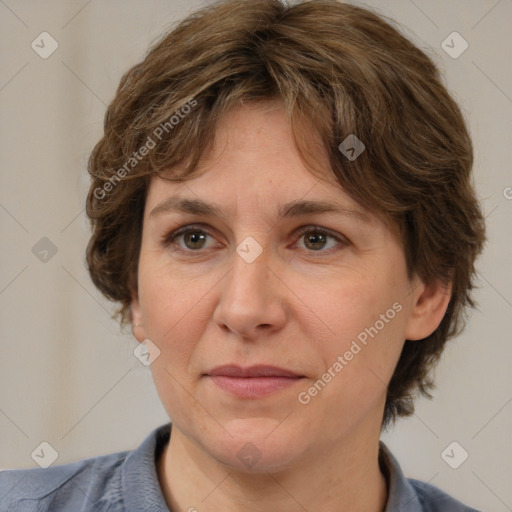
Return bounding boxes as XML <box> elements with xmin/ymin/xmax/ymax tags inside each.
<box><xmin>404</xmin><ymin>278</ymin><xmax>452</xmax><ymax>341</ymax></box>
<box><xmin>130</xmin><ymin>293</ymin><xmax>146</xmax><ymax>343</ymax></box>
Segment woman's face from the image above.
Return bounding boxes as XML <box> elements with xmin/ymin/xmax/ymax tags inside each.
<box><xmin>132</xmin><ymin>102</ymin><xmax>435</xmax><ymax>472</ymax></box>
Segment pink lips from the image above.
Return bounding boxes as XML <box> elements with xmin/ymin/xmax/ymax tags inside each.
<box><xmin>206</xmin><ymin>365</ymin><xmax>303</xmax><ymax>398</ymax></box>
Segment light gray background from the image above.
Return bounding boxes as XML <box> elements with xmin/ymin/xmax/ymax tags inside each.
<box><xmin>0</xmin><ymin>1</ymin><xmax>511</xmax><ymax>510</ymax></box>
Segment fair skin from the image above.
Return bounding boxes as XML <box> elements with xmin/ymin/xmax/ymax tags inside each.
<box><xmin>131</xmin><ymin>101</ymin><xmax>451</xmax><ymax>512</ymax></box>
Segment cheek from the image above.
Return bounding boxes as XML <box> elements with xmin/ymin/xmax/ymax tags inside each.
<box><xmin>297</xmin><ymin>262</ymin><xmax>408</xmax><ymax>387</ymax></box>
<box><xmin>297</xmin><ymin>269</ymin><xmax>389</xmax><ymax>347</ymax></box>
<box><xmin>138</xmin><ymin>259</ymin><xmax>203</xmax><ymax>363</ymax></box>
<box><xmin>138</xmin><ymin>263</ymin><xmax>213</xmax><ymax>423</ymax></box>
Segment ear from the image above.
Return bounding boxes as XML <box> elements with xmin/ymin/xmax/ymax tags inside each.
<box><xmin>130</xmin><ymin>290</ymin><xmax>146</xmax><ymax>343</ymax></box>
<box><xmin>404</xmin><ymin>277</ymin><xmax>452</xmax><ymax>341</ymax></box>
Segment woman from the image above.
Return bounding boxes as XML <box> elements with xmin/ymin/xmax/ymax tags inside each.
<box><xmin>0</xmin><ymin>0</ymin><xmax>485</xmax><ymax>510</ymax></box>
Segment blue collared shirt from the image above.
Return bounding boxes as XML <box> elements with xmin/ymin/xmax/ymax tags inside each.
<box><xmin>0</xmin><ymin>423</ymin><xmax>480</xmax><ymax>511</ymax></box>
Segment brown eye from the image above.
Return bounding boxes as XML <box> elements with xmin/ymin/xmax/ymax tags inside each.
<box><xmin>162</xmin><ymin>225</ymin><xmax>220</xmax><ymax>254</ymax></box>
<box><xmin>294</xmin><ymin>226</ymin><xmax>348</xmax><ymax>254</ymax></box>
<box><xmin>303</xmin><ymin>232</ymin><xmax>329</xmax><ymax>251</ymax></box>
<box><xmin>181</xmin><ymin>230</ymin><xmax>208</xmax><ymax>250</ymax></box>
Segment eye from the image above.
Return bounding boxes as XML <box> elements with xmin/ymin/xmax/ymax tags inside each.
<box><xmin>293</xmin><ymin>226</ymin><xmax>348</xmax><ymax>254</ymax></box>
<box><xmin>162</xmin><ymin>225</ymin><xmax>221</xmax><ymax>253</ymax></box>
<box><xmin>161</xmin><ymin>224</ymin><xmax>349</xmax><ymax>256</ymax></box>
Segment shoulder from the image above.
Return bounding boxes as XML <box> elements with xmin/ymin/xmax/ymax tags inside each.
<box><xmin>408</xmin><ymin>478</ymin><xmax>482</xmax><ymax>512</ymax></box>
<box><xmin>0</xmin><ymin>449</ymin><xmax>129</xmax><ymax>512</ymax></box>
<box><xmin>0</xmin><ymin>423</ymin><xmax>171</xmax><ymax>512</ymax></box>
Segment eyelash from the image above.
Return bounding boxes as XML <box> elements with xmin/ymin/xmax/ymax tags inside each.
<box><xmin>161</xmin><ymin>224</ymin><xmax>349</xmax><ymax>257</ymax></box>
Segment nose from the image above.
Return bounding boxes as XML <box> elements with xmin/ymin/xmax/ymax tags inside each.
<box><xmin>212</xmin><ymin>241</ymin><xmax>287</xmax><ymax>340</ymax></box>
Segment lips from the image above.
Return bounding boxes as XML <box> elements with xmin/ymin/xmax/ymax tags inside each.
<box><xmin>207</xmin><ymin>365</ymin><xmax>302</xmax><ymax>378</ymax></box>
<box><xmin>206</xmin><ymin>365</ymin><xmax>304</xmax><ymax>398</ymax></box>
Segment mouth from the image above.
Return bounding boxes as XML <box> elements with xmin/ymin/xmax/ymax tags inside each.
<box><xmin>205</xmin><ymin>365</ymin><xmax>305</xmax><ymax>398</ymax></box>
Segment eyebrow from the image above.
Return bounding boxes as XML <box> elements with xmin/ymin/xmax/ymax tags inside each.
<box><xmin>149</xmin><ymin>197</ymin><xmax>369</xmax><ymax>223</ymax></box>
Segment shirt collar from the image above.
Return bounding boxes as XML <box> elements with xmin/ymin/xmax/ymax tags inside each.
<box><xmin>122</xmin><ymin>423</ymin><xmax>172</xmax><ymax>512</ymax></box>
<box><xmin>380</xmin><ymin>441</ymin><xmax>422</xmax><ymax>511</ymax></box>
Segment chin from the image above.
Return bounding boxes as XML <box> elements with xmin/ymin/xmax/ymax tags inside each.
<box><xmin>201</xmin><ymin>417</ymin><xmax>308</xmax><ymax>474</ymax></box>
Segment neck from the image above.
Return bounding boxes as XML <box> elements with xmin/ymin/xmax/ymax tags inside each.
<box><xmin>157</xmin><ymin>425</ymin><xmax>388</xmax><ymax>512</ymax></box>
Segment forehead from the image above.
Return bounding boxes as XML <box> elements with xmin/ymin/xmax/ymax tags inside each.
<box><xmin>147</xmin><ymin>102</ymin><xmax>360</xmax><ymax>211</ymax></box>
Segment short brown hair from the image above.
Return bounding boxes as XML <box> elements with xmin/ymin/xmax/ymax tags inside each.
<box><xmin>86</xmin><ymin>0</ymin><xmax>486</xmax><ymax>427</ymax></box>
